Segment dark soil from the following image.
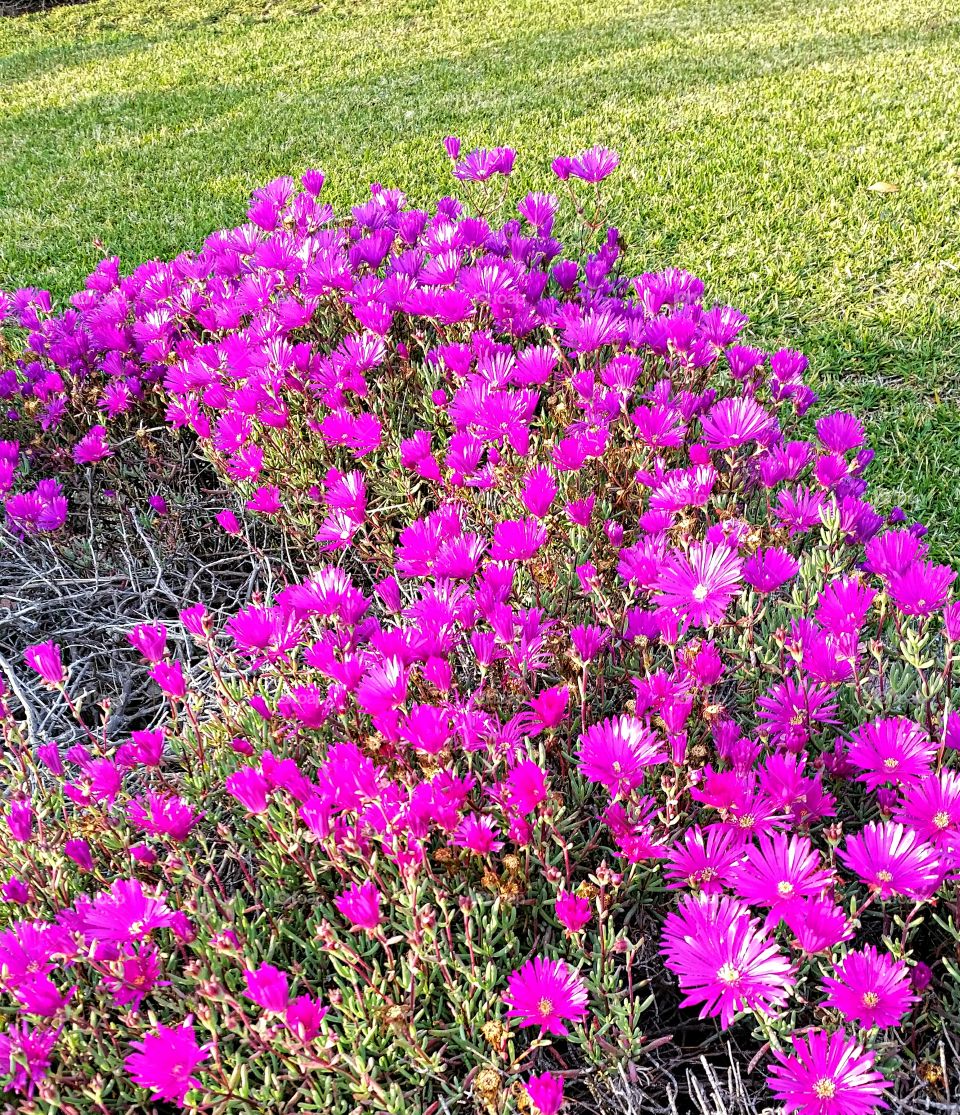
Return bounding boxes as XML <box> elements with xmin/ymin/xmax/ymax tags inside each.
<box><xmin>2</xmin><ymin>0</ymin><xmax>90</xmax><ymax>16</ymax></box>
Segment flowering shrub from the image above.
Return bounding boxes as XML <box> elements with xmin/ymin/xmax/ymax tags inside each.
<box><xmin>0</xmin><ymin>142</ymin><xmax>959</xmax><ymax>1115</ymax></box>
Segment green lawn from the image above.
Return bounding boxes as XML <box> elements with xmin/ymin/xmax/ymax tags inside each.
<box><xmin>3</xmin><ymin>0</ymin><xmax>960</xmax><ymax>556</ymax></box>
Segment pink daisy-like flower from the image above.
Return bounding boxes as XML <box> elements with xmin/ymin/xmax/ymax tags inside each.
<box><xmin>815</xmin><ymin>411</ymin><xmax>865</xmax><ymax>454</ymax></box>
<box><xmin>846</xmin><ymin>717</ymin><xmax>936</xmax><ymax>791</ymax></box>
<box><xmin>125</xmin><ymin>1018</ymin><xmax>210</xmax><ymax>1106</ymax></box>
<box><xmin>244</xmin><ymin>962</ymin><xmax>290</xmax><ymax>1014</ymax></box>
<box><xmin>77</xmin><ymin>879</ymin><xmax>178</xmax><ymax>945</ymax></box>
<box><xmin>555</xmin><ymin>891</ymin><xmax>592</xmax><ymax>932</ymax></box>
<box><xmin>700</xmin><ymin>395</ymin><xmax>778</xmax><ymax>449</ymax></box>
<box><xmin>335</xmin><ymin>880</ymin><xmax>382</xmax><ymax>932</ymax></box>
<box><xmin>887</xmin><ymin>560</ymin><xmax>955</xmax><ymax>617</ymax></box>
<box><xmin>731</xmin><ymin>833</ymin><xmax>834</xmax><ymax>916</ymax></box>
<box><xmin>655</xmin><ymin>541</ymin><xmax>743</xmax><ymax>627</ymax></box>
<box><xmin>783</xmin><ymin>898</ymin><xmax>854</xmax><ymax>955</ymax></box>
<box><xmin>0</xmin><ymin>1020</ymin><xmax>59</xmax><ymax>1099</ymax></box>
<box><xmin>757</xmin><ymin>675</ymin><xmax>838</xmax><ymax>751</ymax></box>
<box><xmin>451</xmin><ymin>812</ymin><xmax>504</xmax><ymax>856</ymax></box>
<box><xmin>894</xmin><ymin>769</ymin><xmax>960</xmax><ymax>849</ymax></box>
<box><xmin>661</xmin><ymin>894</ymin><xmax>794</xmax><ymax>1028</ymax></box>
<box><xmin>502</xmin><ymin>957</ymin><xmax>588</xmax><ymax>1035</ymax></box>
<box><xmin>577</xmin><ymin>714</ymin><xmax>666</xmax><ymax>795</ymax></box>
<box><xmin>742</xmin><ymin>547</ymin><xmax>799</xmax><ymax>594</ymax></box>
<box><xmin>822</xmin><ymin>945</ymin><xmax>916</xmax><ymax>1029</ymax></box>
<box><xmin>663</xmin><ymin>825</ymin><xmax>742</xmax><ymax>894</ymax></box>
<box><xmin>838</xmin><ymin>821</ymin><xmax>943</xmax><ymax>900</ymax></box>
<box><xmin>23</xmin><ymin>641</ymin><xmax>64</xmax><ymax>687</ymax></box>
<box><xmin>565</xmin><ymin>145</ymin><xmax>620</xmax><ymax>183</ymax></box>
<box><xmin>768</xmin><ymin>1030</ymin><xmax>890</xmax><ymax>1115</ymax></box>
<box><xmin>526</xmin><ymin>1070</ymin><xmax>565</xmax><ymax>1115</ymax></box>
<box><xmin>491</xmin><ymin>517</ymin><xmax>548</xmax><ymax>562</ymax></box>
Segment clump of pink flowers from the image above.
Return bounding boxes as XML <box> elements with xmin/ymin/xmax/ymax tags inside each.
<box><xmin>0</xmin><ymin>141</ymin><xmax>957</xmax><ymax>1114</ymax></box>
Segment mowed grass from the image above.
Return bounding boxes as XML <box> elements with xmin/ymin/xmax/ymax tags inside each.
<box><xmin>2</xmin><ymin>0</ymin><xmax>960</xmax><ymax>556</ymax></box>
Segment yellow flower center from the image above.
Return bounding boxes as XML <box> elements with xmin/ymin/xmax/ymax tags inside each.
<box><xmin>813</xmin><ymin>1078</ymin><xmax>837</xmax><ymax>1100</ymax></box>
<box><xmin>537</xmin><ymin>997</ymin><xmax>553</xmax><ymax>1018</ymax></box>
<box><xmin>716</xmin><ymin>963</ymin><xmax>740</xmax><ymax>985</ymax></box>
<box><xmin>934</xmin><ymin>811</ymin><xmax>950</xmax><ymax>829</ymax></box>
<box><xmin>862</xmin><ymin>991</ymin><xmax>880</xmax><ymax>1008</ymax></box>
<box><xmin>692</xmin><ymin>584</ymin><xmax>709</xmax><ymax>602</ymax></box>
<box><xmin>877</xmin><ymin>870</ymin><xmax>893</xmax><ymax>883</ymax></box>
<box><xmin>883</xmin><ymin>757</ymin><xmax>899</xmax><ymax>769</ymax></box>
<box><xmin>777</xmin><ymin>880</ymin><xmax>794</xmax><ymax>897</ymax></box>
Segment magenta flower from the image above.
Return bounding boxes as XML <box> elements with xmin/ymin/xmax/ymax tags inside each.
<box><xmin>245</xmin><ymin>485</ymin><xmax>282</xmax><ymax>514</ymax></box>
<box><xmin>216</xmin><ymin>508</ymin><xmax>242</xmax><ymax>534</ymax></box>
<box><xmin>125</xmin><ymin>1018</ymin><xmax>210</xmax><ymax>1106</ymax></box>
<box><xmin>453</xmin><ymin>146</ymin><xmax>516</xmax><ymax>182</ymax></box>
<box><xmin>528</xmin><ymin>685</ymin><xmax>569</xmax><ymax>733</ymax></box>
<box><xmin>127</xmin><ymin>792</ymin><xmax>200</xmax><ymax>842</ymax></box>
<box><xmin>570</xmin><ymin>623</ymin><xmax>610</xmax><ymax>663</ymax></box>
<box><xmin>103</xmin><ymin>943</ymin><xmax>165</xmax><ymax>1009</ymax></box>
<box><xmin>577</xmin><ymin>714</ymin><xmax>666</xmax><ymax>795</ymax></box>
<box><xmin>887</xmin><ymin>560</ymin><xmax>955</xmax><ymax>617</ymax></box>
<box><xmin>442</xmin><ymin>135</ymin><xmax>461</xmax><ymax>160</ymax></box>
<box><xmin>149</xmin><ymin>660</ymin><xmax>186</xmax><ymax>698</ymax></box>
<box><xmin>731</xmin><ymin>833</ymin><xmax>834</xmax><ymax>916</ymax></box>
<box><xmin>244</xmin><ymin>962</ymin><xmax>290</xmax><ymax>1013</ymax></box>
<box><xmin>564</xmin><ymin>145</ymin><xmax>619</xmax><ymax>183</ymax></box>
<box><xmin>768</xmin><ymin>1030</ymin><xmax>890</xmax><ymax>1115</ymax></box>
<box><xmin>503</xmin><ymin>957</ymin><xmax>588</xmax><ymax>1035</ymax></box>
<box><xmin>520</xmin><ymin>465</ymin><xmax>558</xmax><ymax>517</ymax></box>
<box><xmin>117</xmin><ymin>728</ymin><xmax>165</xmax><ymax>768</ymax></box>
<box><xmin>451</xmin><ymin>812</ymin><xmax>503</xmax><ymax>855</ymax></box>
<box><xmin>72</xmin><ymin>424</ymin><xmax>112</xmax><ymax>465</ymax></box>
<box><xmin>663</xmin><ymin>825</ymin><xmax>742</xmax><ymax>894</ymax></box>
<box><xmin>77</xmin><ymin>878</ymin><xmax>178</xmax><ymax>944</ymax></box>
<box><xmin>6</xmin><ymin>800</ymin><xmax>33</xmax><ymax>843</ymax></box>
<box><xmin>0</xmin><ymin>1021</ymin><xmax>59</xmax><ymax>1099</ymax></box>
<box><xmin>742</xmin><ymin>547</ymin><xmax>799</xmax><ymax>594</ymax></box>
<box><xmin>894</xmin><ymin>769</ymin><xmax>960</xmax><ymax>847</ymax></box>
<box><xmin>64</xmin><ymin>839</ymin><xmax>94</xmax><ymax>872</ymax></box>
<box><xmin>335</xmin><ymin>880</ymin><xmax>381</xmax><ymax>932</ymax></box>
<box><xmin>225</xmin><ymin>766</ymin><xmax>271</xmax><ymax>814</ymax></box>
<box><xmin>127</xmin><ymin>623</ymin><xmax>168</xmax><ymax>663</ymax></box>
<box><xmin>700</xmin><ymin>396</ymin><xmax>777</xmax><ymax>449</ymax></box>
<box><xmin>839</xmin><ymin>821</ymin><xmax>943</xmax><ymax>900</ymax></box>
<box><xmin>661</xmin><ymin>894</ymin><xmax>794</xmax><ymax>1028</ymax></box>
<box><xmin>555</xmin><ymin>892</ymin><xmax>592</xmax><ymax>932</ymax></box>
<box><xmin>504</xmin><ymin>760</ymin><xmax>548</xmax><ymax>814</ymax></box>
<box><xmin>491</xmin><ymin>517</ymin><xmax>547</xmax><ymax>562</ymax></box>
<box><xmin>847</xmin><ymin>717</ymin><xmax>935</xmax><ymax>790</ymax></box>
<box><xmin>822</xmin><ymin>945</ymin><xmax>916</xmax><ymax>1029</ymax></box>
<box><xmin>816</xmin><ymin>411</ymin><xmax>865</xmax><ymax>453</ymax></box>
<box><xmin>23</xmin><ymin>640</ymin><xmax>64</xmax><ymax>686</ymax></box>
<box><xmin>285</xmin><ymin>994</ymin><xmax>329</xmax><ymax>1040</ymax></box>
<box><xmin>655</xmin><ymin>541</ymin><xmax>743</xmax><ymax>626</ymax></box>
<box><xmin>526</xmin><ymin>1071</ymin><xmax>565</xmax><ymax>1114</ymax></box>
<box><xmin>816</xmin><ymin>578</ymin><xmax>876</xmax><ymax>635</ymax></box>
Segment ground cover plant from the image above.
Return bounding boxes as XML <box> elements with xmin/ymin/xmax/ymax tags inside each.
<box><xmin>1</xmin><ymin>147</ymin><xmax>959</xmax><ymax>1115</ymax></box>
<box><xmin>3</xmin><ymin>0</ymin><xmax>960</xmax><ymax>563</ymax></box>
